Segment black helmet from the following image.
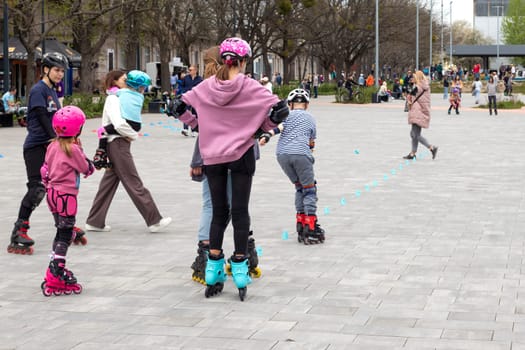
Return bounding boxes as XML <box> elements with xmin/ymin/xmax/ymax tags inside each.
<box><xmin>42</xmin><ymin>52</ymin><xmax>69</xmax><ymax>70</ymax></box>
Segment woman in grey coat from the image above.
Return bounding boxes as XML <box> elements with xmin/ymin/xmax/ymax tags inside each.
<box><xmin>487</xmin><ymin>75</ymin><xmax>498</xmax><ymax>116</ymax></box>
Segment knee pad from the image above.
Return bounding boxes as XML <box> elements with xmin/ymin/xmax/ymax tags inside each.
<box><xmin>22</xmin><ymin>182</ymin><xmax>46</xmax><ymax>210</ymax></box>
<box><xmin>57</xmin><ymin>216</ymin><xmax>75</xmax><ymax>243</ymax></box>
<box><xmin>302</xmin><ymin>183</ymin><xmax>317</xmax><ymax>198</ymax></box>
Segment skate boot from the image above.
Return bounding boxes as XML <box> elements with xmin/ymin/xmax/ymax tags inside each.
<box><xmin>302</xmin><ymin>215</ymin><xmax>325</xmax><ymax>245</ymax></box>
<box><xmin>191</xmin><ymin>241</ymin><xmax>209</xmax><ymax>285</ymax></box>
<box><xmin>41</xmin><ymin>260</ymin><xmax>82</xmax><ymax>296</ymax></box>
<box><xmin>246</xmin><ymin>232</ymin><xmax>261</xmax><ymax>278</ymax></box>
<box><xmin>72</xmin><ymin>226</ymin><xmax>88</xmax><ymax>245</ymax></box>
<box><xmin>7</xmin><ymin>219</ymin><xmax>34</xmax><ymax>255</ymax></box>
<box><xmin>93</xmin><ymin>148</ymin><xmax>110</xmax><ymax>170</ymax></box>
<box><xmin>296</xmin><ymin>213</ymin><xmax>306</xmax><ymax>243</ymax></box>
<box><xmin>230</xmin><ymin>255</ymin><xmax>252</xmax><ymax>301</ymax></box>
<box><xmin>226</xmin><ymin>231</ymin><xmax>261</xmax><ymax>278</ymax></box>
<box><xmin>204</xmin><ymin>253</ymin><xmax>227</xmax><ymax>298</ymax></box>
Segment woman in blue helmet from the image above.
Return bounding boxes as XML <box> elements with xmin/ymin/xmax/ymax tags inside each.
<box><xmin>85</xmin><ymin>70</ymin><xmax>172</xmax><ymax>233</ymax></box>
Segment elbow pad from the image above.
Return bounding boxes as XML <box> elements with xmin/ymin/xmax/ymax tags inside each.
<box><xmin>269</xmin><ymin>99</ymin><xmax>289</xmax><ymax>124</ymax></box>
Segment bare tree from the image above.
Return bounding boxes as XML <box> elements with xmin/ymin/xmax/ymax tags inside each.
<box><xmin>8</xmin><ymin>0</ymin><xmax>73</xmax><ymax>92</ymax></box>
<box><xmin>68</xmin><ymin>0</ymin><xmax>152</xmax><ymax>93</ymax></box>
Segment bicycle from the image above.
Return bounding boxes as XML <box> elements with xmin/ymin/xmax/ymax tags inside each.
<box><xmin>337</xmin><ymin>85</ymin><xmax>363</xmax><ymax>103</ymax></box>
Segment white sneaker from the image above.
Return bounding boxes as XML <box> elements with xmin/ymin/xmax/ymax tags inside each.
<box><xmin>149</xmin><ymin>217</ymin><xmax>172</xmax><ymax>233</ymax></box>
<box><xmin>85</xmin><ymin>223</ymin><xmax>111</xmax><ymax>232</ymax></box>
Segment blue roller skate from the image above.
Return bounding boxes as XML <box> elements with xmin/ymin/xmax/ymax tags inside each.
<box><xmin>204</xmin><ymin>253</ymin><xmax>227</xmax><ymax>298</ymax></box>
<box><xmin>230</xmin><ymin>255</ymin><xmax>252</xmax><ymax>301</ymax></box>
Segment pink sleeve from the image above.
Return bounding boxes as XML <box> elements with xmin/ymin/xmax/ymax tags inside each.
<box><xmin>71</xmin><ymin>145</ymin><xmax>94</xmax><ymax>177</ymax></box>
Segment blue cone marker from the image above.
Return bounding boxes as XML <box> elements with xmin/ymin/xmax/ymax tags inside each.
<box><xmin>391</xmin><ymin>169</ymin><xmax>396</xmax><ymax>175</ymax></box>
<box><xmin>143</xmin><ymin>133</ymin><xmax>149</xmax><ymax>136</ymax></box>
<box><xmin>0</xmin><ymin>154</ymin><xmax>4</xmax><ymax>158</ymax></box>
<box><xmin>324</xmin><ymin>206</ymin><xmax>330</xmax><ymax>215</ymax></box>
<box><xmin>372</xmin><ymin>180</ymin><xmax>378</xmax><ymax>187</ymax></box>
<box><xmin>282</xmin><ymin>231</ymin><xmax>289</xmax><ymax>240</ymax></box>
<box><xmin>383</xmin><ymin>174</ymin><xmax>389</xmax><ymax>181</ymax></box>
<box><xmin>355</xmin><ymin>190</ymin><xmax>362</xmax><ymax>197</ymax></box>
<box><xmin>364</xmin><ymin>184</ymin><xmax>370</xmax><ymax>192</ymax></box>
<box><xmin>340</xmin><ymin>197</ymin><xmax>347</xmax><ymax>206</ymax></box>
<box><xmin>255</xmin><ymin>246</ymin><xmax>263</xmax><ymax>256</ymax></box>
<box><xmin>399</xmin><ymin>164</ymin><xmax>403</xmax><ymax>170</ymax></box>
<box><xmin>405</xmin><ymin>159</ymin><xmax>410</xmax><ymax>165</ymax></box>
<box><xmin>149</xmin><ymin>122</ymin><xmax>155</xmax><ymax>126</ymax></box>
<box><xmin>353</xmin><ymin>149</ymin><xmax>360</xmax><ymax>155</ymax></box>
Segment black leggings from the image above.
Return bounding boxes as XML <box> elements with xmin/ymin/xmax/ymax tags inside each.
<box><xmin>488</xmin><ymin>95</ymin><xmax>497</xmax><ymax>113</ymax></box>
<box><xmin>18</xmin><ymin>144</ymin><xmax>48</xmax><ymax>219</ymax></box>
<box><xmin>205</xmin><ymin>147</ymin><xmax>255</xmax><ymax>256</ymax></box>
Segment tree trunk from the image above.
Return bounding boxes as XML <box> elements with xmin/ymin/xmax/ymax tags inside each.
<box><xmin>25</xmin><ymin>50</ymin><xmax>38</xmax><ymax>94</ymax></box>
<box><xmin>80</xmin><ymin>51</ymin><xmax>96</xmax><ymax>94</ymax></box>
<box><xmin>159</xmin><ymin>45</ymin><xmax>171</xmax><ymax>93</ymax></box>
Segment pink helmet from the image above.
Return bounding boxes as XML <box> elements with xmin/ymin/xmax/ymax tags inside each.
<box><xmin>220</xmin><ymin>37</ymin><xmax>252</xmax><ymax>62</ymax></box>
<box><xmin>52</xmin><ymin>105</ymin><xmax>86</xmax><ymax>137</ymax></box>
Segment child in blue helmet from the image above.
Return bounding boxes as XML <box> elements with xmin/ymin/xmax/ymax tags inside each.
<box><xmin>93</xmin><ymin>70</ymin><xmax>151</xmax><ymax>169</ymax></box>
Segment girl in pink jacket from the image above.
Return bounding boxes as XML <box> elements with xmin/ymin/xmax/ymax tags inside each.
<box><xmin>403</xmin><ymin>71</ymin><xmax>438</xmax><ymax>160</ymax></box>
<box><xmin>40</xmin><ymin>106</ymin><xmax>94</xmax><ymax>296</ymax></box>
<box><xmin>171</xmin><ymin>37</ymin><xmax>289</xmax><ymax>301</ymax></box>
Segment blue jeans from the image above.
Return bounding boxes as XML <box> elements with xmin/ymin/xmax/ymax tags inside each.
<box><xmin>197</xmin><ymin>174</ymin><xmax>232</xmax><ymax>242</ymax></box>
<box><xmin>443</xmin><ymin>87</ymin><xmax>448</xmax><ymax>100</ymax></box>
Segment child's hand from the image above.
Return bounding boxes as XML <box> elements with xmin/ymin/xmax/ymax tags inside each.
<box><xmin>190</xmin><ymin>166</ymin><xmax>202</xmax><ymax>178</ymax></box>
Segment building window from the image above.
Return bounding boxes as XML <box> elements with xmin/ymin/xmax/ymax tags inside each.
<box><xmin>474</xmin><ymin>0</ymin><xmax>509</xmax><ymax>17</ymax></box>
<box><xmin>107</xmin><ymin>49</ymin><xmax>114</xmax><ymax>71</ymax></box>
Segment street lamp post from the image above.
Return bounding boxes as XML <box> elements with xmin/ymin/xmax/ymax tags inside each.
<box><xmin>429</xmin><ymin>0</ymin><xmax>433</xmax><ymax>79</ymax></box>
<box><xmin>375</xmin><ymin>0</ymin><xmax>379</xmax><ymax>87</ymax></box>
<box><xmin>3</xmin><ymin>0</ymin><xmax>9</xmax><ymax>91</ymax></box>
<box><xmin>493</xmin><ymin>3</ymin><xmax>503</xmax><ymax>69</ymax></box>
<box><xmin>449</xmin><ymin>1</ymin><xmax>453</xmax><ymax>67</ymax></box>
<box><xmin>441</xmin><ymin>0</ymin><xmax>444</xmax><ymax>65</ymax></box>
<box><xmin>416</xmin><ymin>0</ymin><xmax>419</xmax><ymax>71</ymax></box>
<box><xmin>41</xmin><ymin>0</ymin><xmax>45</xmax><ymax>56</ymax></box>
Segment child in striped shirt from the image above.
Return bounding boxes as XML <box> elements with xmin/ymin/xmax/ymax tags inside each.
<box><xmin>260</xmin><ymin>88</ymin><xmax>325</xmax><ymax>245</ymax></box>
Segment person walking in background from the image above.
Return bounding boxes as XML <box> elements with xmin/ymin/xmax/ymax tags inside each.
<box><xmin>261</xmin><ymin>76</ymin><xmax>273</xmax><ymax>93</ymax></box>
<box><xmin>442</xmin><ymin>74</ymin><xmax>449</xmax><ymax>100</ymax></box>
<box><xmin>403</xmin><ymin>70</ymin><xmax>438</xmax><ymax>161</ymax></box>
<box><xmin>7</xmin><ymin>52</ymin><xmax>89</xmax><ymax>255</ymax></box>
<box><xmin>487</xmin><ymin>75</ymin><xmax>498</xmax><ymax>116</ymax></box>
<box><xmin>312</xmin><ymin>74</ymin><xmax>319</xmax><ymax>98</ymax></box>
<box><xmin>170</xmin><ymin>37</ymin><xmax>288</xmax><ymax>301</ymax></box>
<box><xmin>40</xmin><ymin>106</ymin><xmax>94</xmax><ymax>296</ymax></box>
<box><xmin>85</xmin><ymin>70</ymin><xmax>172</xmax><ymax>234</ymax></box>
<box><xmin>472</xmin><ymin>76</ymin><xmax>482</xmax><ymax>104</ymax></box>
<box><xmin>179</xmin><ymin>64</ymin><xmax>202</xmax><ymax>137</ymax></box>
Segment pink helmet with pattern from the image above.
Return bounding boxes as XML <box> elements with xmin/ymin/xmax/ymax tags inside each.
<box><xmin>220</xmin><ymin>37</ymin><xmax>252</xmax><ymax>64</ymax></box>
<box><xmin>52</xmin><ymin>105</ymin><xmax>86</xmax><ymax>137</ymax></box>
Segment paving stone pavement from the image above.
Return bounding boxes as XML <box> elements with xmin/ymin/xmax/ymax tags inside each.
<box><xmin>0</xmin><ymin>91</ymin><xmax>525</xmax><ymax>350</ymax></box>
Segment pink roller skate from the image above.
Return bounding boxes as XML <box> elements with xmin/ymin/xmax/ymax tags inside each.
<box><xmin>41</xmin><ymin>261</ymin><xmax>82</xmax><ymax>296</ymax></box>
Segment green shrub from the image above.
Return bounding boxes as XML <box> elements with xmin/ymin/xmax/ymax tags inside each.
<box><xmin>63</xmin><ymin>92</ymin><xmax>156</xmax><ymax>118</ymax></box>
<box><xmin>479</xmin><ymin>95</ymin><xmax>524</xmax><ymax>109</ymax></box>
<box><xmin>63</xmin><ymin>94</ymin><xmax>105</xmax><ymax>119</ymax></box>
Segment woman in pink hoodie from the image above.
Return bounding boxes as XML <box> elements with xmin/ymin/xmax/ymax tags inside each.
<box><xmin>403</xmin><ymin>70</ymin><xmax>438</xmax><ymax>160</ymax></box>
<box><xmin>171</xmin><ymin>37</ymin><xmax>288</xmax><ymax>301</ymax></box>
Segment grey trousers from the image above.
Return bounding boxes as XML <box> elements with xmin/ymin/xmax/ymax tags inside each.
<box><xmin>277</xmin><ymin>154</ymin><xmax>317</xmax><ymax>215</ymax></box>
<box><xmin>86</xmin><ymin>138</ymin><xmax>162</xmax><ymax>228</ymax></box>
<box><xmin>410</xmin><ymin>124</ymin><xmax>431</xmax><ymax>153</ymax></box>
